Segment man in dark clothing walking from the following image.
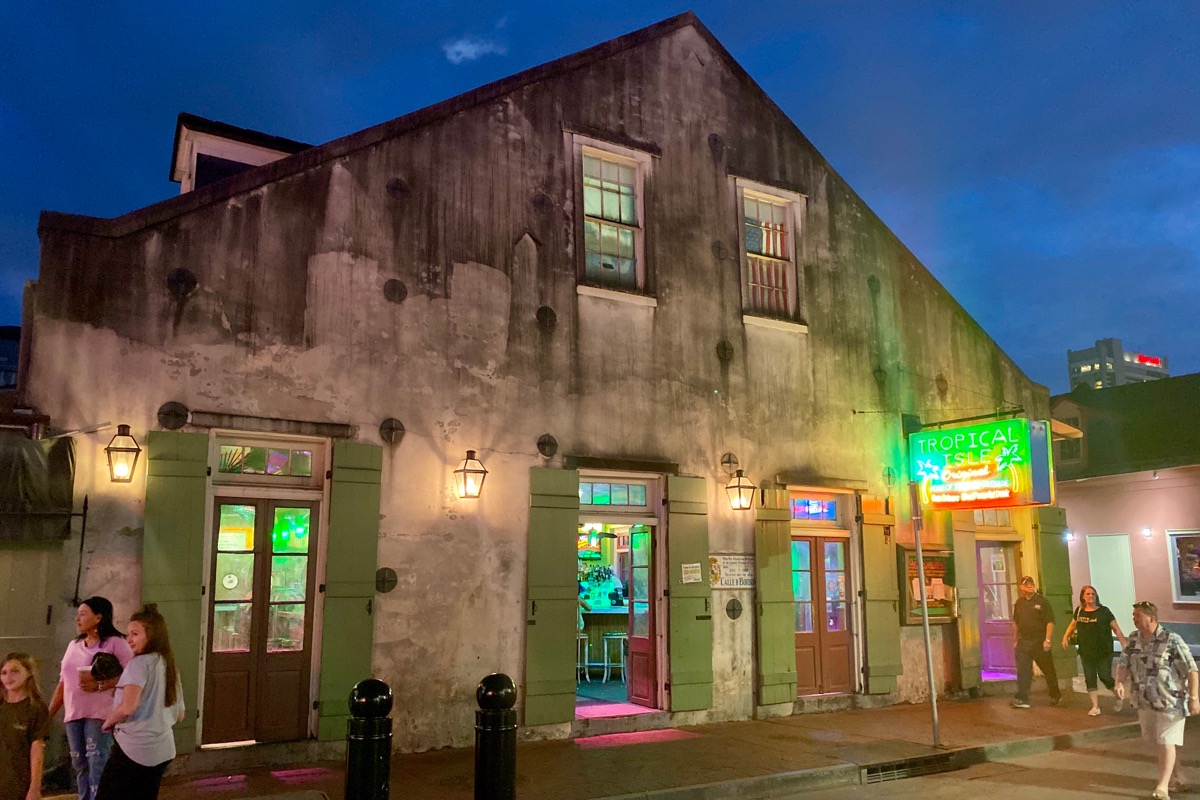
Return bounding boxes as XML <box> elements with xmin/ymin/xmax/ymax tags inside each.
<box><xmin>1012</xmin><ymin>575</ymin><xmax>1062</xmax><ymax>708</ymax></box>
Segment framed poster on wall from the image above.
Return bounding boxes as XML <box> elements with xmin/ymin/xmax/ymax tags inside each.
<box><xmin>897</xmin><ymin>548</ymin><xmax>957</xmax><ymax>625</ymax></box>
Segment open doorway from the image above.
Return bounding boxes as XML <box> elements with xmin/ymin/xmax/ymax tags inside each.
<box><xmin>575</xmin><ymin>521</ymin><xmax>659</xmax><ymax>719</ymax></box>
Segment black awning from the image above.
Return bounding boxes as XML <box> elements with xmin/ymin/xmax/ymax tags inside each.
<box><xmin>0</xmin><ymin>430</ymin><xmax>76</xmax><ymax>542</ymax></box>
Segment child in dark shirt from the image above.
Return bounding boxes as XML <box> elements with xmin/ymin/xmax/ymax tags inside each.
<box><xmin>1</xmin><ymin>652</ymin><xmax>50</xmax><ymax>800</ymax></box>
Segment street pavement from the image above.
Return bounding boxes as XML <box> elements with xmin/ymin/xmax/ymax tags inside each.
<box><xmin>147</xmin><ymin>689</ymin><xmax>1155</xmax><ymax>800</ymax></box>
<box><xmin>765</xmin><ymin>738</ymin><xmax>1200</xmax><ymax>799</ymax></box>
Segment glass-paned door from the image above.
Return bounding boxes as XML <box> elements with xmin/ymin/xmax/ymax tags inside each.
<box><xmin>977</xmin><ymin>543</ymin><xmax>1018</xmax><ymax>674</ymax></box>
<box><xmin>204</xmin><ymin>498</ymin><xmax>318</xmax><ymax>744</ymax></box>
<box><xmin>792</xmin><ymin>536</ymin><xmax>853</xmax><ymax>695</ymax></box>
<box><xmin>627</xmin><ymin>525</ymin><xmax>656</xmax><ymax>707</ymax></box>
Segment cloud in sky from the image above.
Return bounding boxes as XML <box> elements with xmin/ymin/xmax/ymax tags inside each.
<box><xmin>443</xmin><ymin>35</ymin><xmax>507</xmax><ymax>64</ymax></box>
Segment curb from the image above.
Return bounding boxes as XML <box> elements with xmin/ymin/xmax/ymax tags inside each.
<box><xmin>594</xmin><ymin>721</ymin><xmax>1143</xmax><ymax>800</ymax></box>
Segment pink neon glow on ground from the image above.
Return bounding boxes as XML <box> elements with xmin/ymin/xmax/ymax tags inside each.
<box><xmin>270</xmin><ymin>767</ymin><xmax>337</xmax><ymax>784</ymax></box>
<box><xmin>575</xmin><ymin>729</ymin><xmax>701</xmax><ymax>748</ymax></box>
<box><xmin>981</xmin><ymin>669</ymin><xmax>1017</xmax><ymax>682</ymax></box>
<box><xmin>575</xmin><ymin>701</ymin><xmax>658</xmax><ymax>719</ymax></box>
<box><xmin>180</xmin><ymin>774</ymin><xmax>249</xmax><ymax>795</ymax></box>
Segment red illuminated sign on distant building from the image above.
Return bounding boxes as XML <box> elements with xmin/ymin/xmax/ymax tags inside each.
<box><xmin>1135</xmin><ymin>353</ymin><xmax>1163</xmax><ymax>367</ymax></box>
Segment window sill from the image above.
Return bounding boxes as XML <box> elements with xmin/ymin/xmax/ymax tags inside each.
<box><xmin>577</xmin><ymin>285</ymin><xmax>658</xmax><ymax>308</ymax></box>
<box><xmin>743</xmin><ymin>314</ymin><xmax>808</xmax><ymax>334</ymax></box>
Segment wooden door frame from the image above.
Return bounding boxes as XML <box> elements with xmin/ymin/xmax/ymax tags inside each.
<box><xmin>198</xmin><ymin>478</ymin><xmax>328</xmax><ymax>745</ymax></box>
<box><xmin>976</xmin><ymin>540</ymin><xmax>1019</xmax><ymax>673</ymax></box>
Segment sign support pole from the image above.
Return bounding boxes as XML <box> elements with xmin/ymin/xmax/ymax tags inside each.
<box><xmin>909</xmin><ymin>481</ymin><xmax>941</xmax><ymax>748</ymax></box>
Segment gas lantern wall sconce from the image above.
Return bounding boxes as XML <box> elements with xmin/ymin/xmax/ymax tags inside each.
<box><xmin>453</xmin><ymin>450</ymin><xmax>488</xmax><ymax>499</ymax></box>
<box><xmin>725</xmin><ymin>469</ymin><xmax>756</xmax><ymax>511</ymax></box>
<box><xmin>105</xmin><ymin>424</ymin><xmax>142</xmax><ymax>483</ymax></box>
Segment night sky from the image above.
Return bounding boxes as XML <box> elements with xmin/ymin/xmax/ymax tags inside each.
<box><xmin>2</xmin><ymin>2</ymin><xmax>1197</xmax><ymax>393</ymax></box>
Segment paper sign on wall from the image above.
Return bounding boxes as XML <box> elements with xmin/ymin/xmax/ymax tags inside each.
<box><xmin>681</xmin><ymin>563</ymin><xmax>703</xmax><ymax>584</ymax></box>
<box><xmin>709</xmin><ymin>554</ymin><xmax>755</xmax><ymax>588</ymax></box>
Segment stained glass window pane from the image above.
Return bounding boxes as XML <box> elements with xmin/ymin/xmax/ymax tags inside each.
<box><xmin>611</xmin><ymin>484</ymin><xmax>629</xmax><ymax>505</ymax></box>
<box><xmin>212</xmin><ymin>603</ymin><xmax>251</xmax><ymax>652</ymax></box>
<box><xmin>217</xmin><ymin>504</ymin><xmax>255</xmax><ymax>551</ymax></box>
<box><xmin>218</xmin><ymin>445</ymin><xmax>246</xmax><ymax>474</ymax></box>
<box><xmin>578</xmin><ymin>483</ymin><xmax>593</xmax><ymax>504</ymax></box>
<box><xmin>629</xmin><ymin>485</ymin><xmax>646</xmax><ymax>505</ymax></box>
<box><xmin>266</xmin><ymin>449</ymin><xmax>290</xmax><ymax>475</ymax></box>
<box><xmin>215</xmin><ymin>553</ymin><xmax>254</xmax><ymax>601</ymax></box>
<box><xmin>272</xmin><ymin>508</ymin><xmax>310</xmax><ymax>554</ymax></box>
<box><xmin>592</xmin><ymin>483</ymin><xmax>611</xmax><ymax>505</ymax></box>
<box><xmin>270</xmin><ymin>556</ymin><xmax>307</xmax><ymax>602</ymax></box>
<box><xmin>291</xmin><ymin>450</ymin><xmax>313</xmax><ymax>477</ymax></box>
<box><xmin>267</xmin><ymin>604</ymin><xmax>305</xmax><ymax>652</ymax></box>
<box><xmin>241</xmin><ymin>447</ymin><xmax>267</xmax><ymax>474</ymax></box>
<box><xmin>791</xmin><ymin>540</ymin><xmax>810</xmax><ymax>570</ymax></box>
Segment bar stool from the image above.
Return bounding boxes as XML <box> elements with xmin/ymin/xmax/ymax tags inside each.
<box><xmin>602</xmin><ymin>632</ymin><xmax>628</xmax><ymax>683</ymax></box>
<box><xmin>576</xmin><ymin>633</ymin><xmax>591</xmax><ymax>682</ymax></box>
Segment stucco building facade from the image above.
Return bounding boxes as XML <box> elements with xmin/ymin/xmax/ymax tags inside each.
<box><xmin>20</xmin><ymin>14</ymin><xmax>1069</xmax><ymax>760</ymax></box>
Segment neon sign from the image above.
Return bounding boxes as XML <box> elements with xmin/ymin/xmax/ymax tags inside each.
<box><xmin>908</xmin><ymin>419</ymin><xmax>1053</xmax><ymax>511</ymax></box>
<box><xmin>1135</xmin><ymin>353</ymin><xmax>1162</xmax><ymax>367</ymax></box>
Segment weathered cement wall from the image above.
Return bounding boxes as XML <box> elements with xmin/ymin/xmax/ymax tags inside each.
<box><xmin>30</xmin><ymin>18</ymin><xmax>1048</xmax><ymax>750</ymax></box>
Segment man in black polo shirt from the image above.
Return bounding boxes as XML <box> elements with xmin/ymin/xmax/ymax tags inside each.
<box><xmin>1012</xmin><ymin>575</ymin><xmax>1062</xmax><ymax>708</ymax></box>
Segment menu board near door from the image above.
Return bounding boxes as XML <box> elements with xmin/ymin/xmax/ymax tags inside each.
<box><xmin>897</xmin><ymin>548</ymin><xmax>957</xmax><ymax>625</ymax></box>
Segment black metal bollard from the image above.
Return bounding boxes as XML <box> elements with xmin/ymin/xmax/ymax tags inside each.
<box><xmin>345</xmin><ymin>678</ymin><xmax>393</xmax><ymax>800</ymax></box>
<box><xmin>474</xmin><ymin>673</ymin><xmax>517</xmax><ymax>800</ymax></box>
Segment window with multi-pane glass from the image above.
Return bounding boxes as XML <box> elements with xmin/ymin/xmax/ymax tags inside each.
<box><xmin>743</xmin><ymin>191</ymin><xmax>795</xmax><ymax>318</ymax></box>
<box><xmin>583</xmin><ymin>153</ymin><xmax>639</xmax><ymax>291</ymax></box>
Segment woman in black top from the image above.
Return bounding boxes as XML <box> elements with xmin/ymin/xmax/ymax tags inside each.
<box><xmin>1061</xmin><ymin>585</ymin><xmax>1127</xmax><ymax>715</ymax></box>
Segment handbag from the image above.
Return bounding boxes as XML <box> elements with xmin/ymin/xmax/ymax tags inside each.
<box><xmin>90</xmin><ymin>652</ymin><xmax>123</xmax><ymax>683</ymax></box>
<box><xmin>1067</xmin><ymin>607</ymin><xmax>1079</xmax><ymax>649</ymax></box>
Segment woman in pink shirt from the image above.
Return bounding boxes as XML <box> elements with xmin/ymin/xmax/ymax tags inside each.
<box><xmin>47</xmin><ymin>597</ymin><xmax>134</xmax><ymax>800</ymax></box>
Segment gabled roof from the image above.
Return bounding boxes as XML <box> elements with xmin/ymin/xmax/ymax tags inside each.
<box><xmin>1051</xmin><ymin>373</ymin><xmax>1200</xmax><ymax>477</ymax></box>
<box><xmin>43</xmin><ymin>12</ymin><xmax>779</xmax><ymax>239</ymax></box>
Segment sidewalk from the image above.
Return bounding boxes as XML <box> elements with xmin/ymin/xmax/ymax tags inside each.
<box><xmin>159</xmin><ymin>691</ymin><xmax>1143</xmax><ymax>800</ymax></box>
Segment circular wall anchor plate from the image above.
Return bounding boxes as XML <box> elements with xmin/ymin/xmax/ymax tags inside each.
<box><xmin>157</xmin><ymin>401</ymin><xmax>189</xmax><ymax>430</ymax></box>
<box><xmin>379</xmin><ymin>418</ymin><xmax>405</xmax><ymax>444</ymax></box>
<box><xmin>376</xmin><ymin>567</ymin><xmax>398</xmax><ymax>594</ymax></box>
<box><xmin>383</xmin><ymin>279</ymin><xmax>408</xmax><ymax>304</ymax></box>
<box><xmin>535</xmin><ymin>306</ymin><xmax>557</xmax><ymax>330</ymax></box>
<box><xmin>166</xmin><ymin>268</ymin><xmax>198</xmax><ymax>298</ymax></box>
<box><xmin>726</xmin><ymin>598</ymin><xmax>743</xmax><ymax>620</ymax></box>
<box><xmin>537</xmin><ymin>434</ymin><xmax>558</xmax><ymax>457</ymax></box>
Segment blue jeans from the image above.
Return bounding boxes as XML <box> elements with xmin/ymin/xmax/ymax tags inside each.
<box><xmin>65</xmin><ymin>717</ymin><xmax>113</xmax><ymax>800</ymax></box>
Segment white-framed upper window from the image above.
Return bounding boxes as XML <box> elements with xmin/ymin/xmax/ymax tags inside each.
<box><xmin>1169</xmin><ymin>530</ymin><xmax>1200</xmax><ymax>603</ymax></box>
<box><xmin>571</xmin><ymin>135</ymin><xmax>652</xmax><ymax>294</ymax></box>
<box><xmin>736</xmin><ymin>178</ymin><xmax>804</xmax><ymax>321</ymax></box>
<box><xmin>210</xmin><ymin>433</ymin><xmax>326</xmax><ymax>489</ymax></box>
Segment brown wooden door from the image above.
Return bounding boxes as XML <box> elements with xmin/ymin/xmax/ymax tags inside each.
<box><xmin>626</xmin><ymin>525</ymin><xmax>656</xmax><ymax>707</ymax></box>
<box><xmin>977</xmin><ymin>543</ymin><xmax>1017</xmax><ymax>673</ymax></box>
<box><xmin>204</xmin><ymin>499</ymin><xmax>317</xmax><ymax>744</ymax></box>
<box><xmin>792</xmin><ymin>536</ymin><xmax>853</xmax><ymax>695</ymax></box>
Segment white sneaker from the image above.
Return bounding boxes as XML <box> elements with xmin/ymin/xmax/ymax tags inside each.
<box><xmin>1088</xmin><ymin>707</ymin><xmax>1101</xmax><ymax>716</ymax></box>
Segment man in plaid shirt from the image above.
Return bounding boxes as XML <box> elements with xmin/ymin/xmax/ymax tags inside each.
<box><xmin>1116</xmin><ymin>601</ymin><xmax>1199</xmax><ymax>800</ymax></box>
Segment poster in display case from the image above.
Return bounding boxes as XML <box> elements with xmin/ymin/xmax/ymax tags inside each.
<box><xmin>897</xmin><ymin>548</ymin><xmax>957</xmax><ymax>625</ymax></box>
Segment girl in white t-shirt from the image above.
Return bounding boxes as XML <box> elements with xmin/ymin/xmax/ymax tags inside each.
<box><xmin>96</xmin><ymin>605</ymin><xmax>184</xmax><ymax>800</ymax></box>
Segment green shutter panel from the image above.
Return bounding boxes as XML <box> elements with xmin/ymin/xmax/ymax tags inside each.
<box><xmin>755</xmin><ymin>487</ymin><xmax>796</xmax><ymax>706</ymax></box>
<box><xmin>1035</xmin><ymin>506</ymin><xmax>1076</xmax><ymax>680</ymax></box>
<box><xmin>861</xmin><ymin>510</ymin><xmax>902</xmax><ymax>694</ymax></box>
<box><xmin>524</xmin><ymin>468</ymin><xmax>579</xmax><ymax>726</ymax></box>
<box><xmin>666</xmin><ymin>476</ymin><xmax>713</xmax><ymax>712</ymax></box>
<box><xmin>317</xmin><ymin>442</ymin><xmax>382</xmax><ymax>741</ymax></box>
<box><xmin>143</xmin><ymin>431</ymin><xmax>209</xmax><ymax>753</ymax></box>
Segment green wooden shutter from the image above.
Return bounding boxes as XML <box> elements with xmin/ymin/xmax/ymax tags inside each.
<box><xmin>950</xmin><ymin>513</ymin><xmax>982</xmax><ymax>691</ymax></box>
<box><xmin>524</xmin><ymin>468</ymin><xmax>579</xmax><ymax>726</ymax></box>
<box><xmin>861</xmin><ymin>509</ymin><xmax>902</xmax><ymax>694</ymax></box>
<box><xmin>1035</xmin><ymin>505</ymin><xmax>1076</xmax><ymax>680</ymax></box>
<box><xmin>666</xmin><ymin>476</ymin><xmax>713</xmax><ymax>711</ymax></box>
<box><xmin>316</xmin><ymin>442</ymin><xmax>382</xmax><ymax>740</ymax></box>
<box><xmin>755</xmin><ymin>487</ymin><xmax>796</xmax><ymax>706</ymax></box>
<box><xmin>143</xmin><ymin>431</ymin><xmax>209</xmax><ymax>753</ymax></box>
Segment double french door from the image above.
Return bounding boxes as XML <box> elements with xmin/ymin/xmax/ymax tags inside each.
<box><xmin>203</xmin><ymin>499</ymin><xmax>318</xmax><ymax>743</ymax></box>
<box><xmin>791</xmin><ymin>536</ymin><xmax>852</xmax><ymax>695</ymax></box>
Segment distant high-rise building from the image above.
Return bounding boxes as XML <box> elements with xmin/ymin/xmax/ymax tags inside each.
<box><xmin>1067</xmin><ymin>337</ymin><xmax>1169</xmax><ymax>390</ymax></box>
